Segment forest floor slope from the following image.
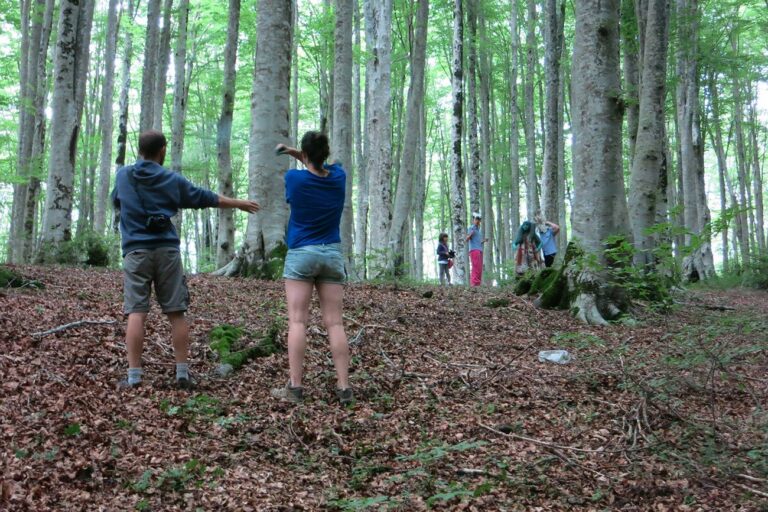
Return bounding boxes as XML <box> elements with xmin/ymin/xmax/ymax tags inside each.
<box><xmin>1</xmin><ymin>266</ymin><xmax>767</xmax><ymax>510</ymax></box>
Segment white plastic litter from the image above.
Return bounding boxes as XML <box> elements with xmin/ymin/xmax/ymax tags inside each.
<box><xmin>538</xmin><ymin>350</ymin><xmax>572</xmax><ymax>364</ymax></box>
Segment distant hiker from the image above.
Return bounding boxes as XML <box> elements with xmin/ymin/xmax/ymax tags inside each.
<box><xmin>513</xmin><ymin>220</ymin><xmax>542</xmax><ymax>275</ymax></box>
<box><xmin>111</xmin><ymin>130</ymin><xmax>260</xmax><ymax>390</ymax></box>
<box><xmin>466</xmin><ymin>213</ymin><xmax>488</xmax><ymax>287</ymax></box>
<box><xmin>271</xmin><ymin>131</ymin><xmax>353</xmax><ymax>406</ymax></box>
<box><xmin>535</xmin><ymin>212</ymin><xmax>560</xmax><ymax>268</ymax></box>
<box><xmin>437</xmin><ymin>233</ymin><xmax>454</xmax><ymax>286</ymax></box>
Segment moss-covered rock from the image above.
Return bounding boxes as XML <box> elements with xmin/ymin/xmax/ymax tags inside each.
<box><xmin>514</xmin><ymin>276</ymin><xmax>533</xmax><ymax>296</ymax></box>
<box><xmin>484</xmin><ymin>297</ymin><xmax>510</xmax><ymax>308</ymax></box>
<box><xmin>209</xmin><ymin>321</ymin><xmax>283</xmax><ymax>372</ymax></box>
<box><xmin>0</xmin><ymin>266</ymin><xmax>43</xmax><ymax>289</ymax></box>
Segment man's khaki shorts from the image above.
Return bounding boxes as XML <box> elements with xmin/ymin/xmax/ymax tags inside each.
<box><xmin>123</xmin><ymin>247</ymin><xmax>189</xmax><ymax>314</ymax></box>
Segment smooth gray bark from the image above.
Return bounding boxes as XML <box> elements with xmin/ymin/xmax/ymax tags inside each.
<box><xmin>94</xmin><ymin>0</ymin><xmax>121</xmax><ymax>235</ymax></box>
<box><xmin>450</xmin><ymin>0</ymin><xmax>468</xmax><ymax>284</ymax></box>
<box><xmin>524</xmin><ymin>0</ymin><xmax>539</xmax><ymax>220</ymax></box>
<box><xmin>353</xmin><ymin>0</ymin><xmax>367</xmax><ymax>276</ymax></box>
<box><xmin>38</xmin><ymin>0</ymin><xmax>95</xmax><ymax>252</ymax></box>
<box><xmin>541</xmin><ymin>0</ymin><xmax>565</xmax><ymax>228</ymax></box>
<box><xmin>389</xmin><ymin>0</ymin><xmax>429</xmax><ymax>272</ymax></box>
<box><xmin>139</xmin><ymin>0</ymin><xmax>162</xmax><ymax>132</ymax></box>
<box><xmin>479</xmin><ymin>12</ymin><xmax>495</xmax><ymax>280</ymax></box>
<box><xmin>332</xmin><ymin>0</ymin><xmax>355</xmax><ymax>273</ymax></box>
<box><xmin>628</xmin><ymin>0</ymin><xmax>669</xmax><ymax>265</ymax></box>
<box><xmin>509</xmin><ymin>0</ymin><xmax>521</xmax><ymax>247</ymax></box>
<box><xmin>215</xmin><ymin>0</ymin><xmax>241</xmax><ymax>268</ymax></box>
<box><xmin>170</xmin><ymin>0</ymin><xmax>190</xmax><ymax>176</ymax></box>
<box><xmin>363</xmin><ymin>0</ymin><xmax>394</xmax><ymax>269</ymax></box>
<box><xmin>467</xmin><ymin>0</ymin><xmax>481</xmax><ymax>217</ymax></box>
<box><xmin>571</xmin><ymin>0</ymin><xmax>630</xmax><ymax>324</ymax></box>
<box><xmin>622</xmin><ymin>0</ymin><xmax>640</xmax><ymax>167</ymax></box>
<box><xmin>152</xmin><ymin>0</ymin><xmax>174</xmax><ymax>131</ymax></box>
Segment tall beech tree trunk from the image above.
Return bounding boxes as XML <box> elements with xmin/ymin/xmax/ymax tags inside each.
<box><xmin>363</xmin><ymin>0</ymin><xmax>394</xmax><ymax>271</ymax></box>
<box><xmin>116</xmin><ymin>0</ymin><xmax>138</xmax><ymax>171</ymax></box>
<box><xmin>450</xmin><ymin>0</ymin><xmax>468</xmax><ymax>284</ymax></box>
<box><xmin>413</xmin><ymin>103</ymin><xmax>429</xmax><ymax>280</ymax></box>
<box><xmin>707</xmin><ymin>77</ymin><xmax>729</xmax><ymax>271</ymax></box>
<box><xmin>541</xmin><ymin>0</ymin><xmax>565</xmax><ymax>228</ymax></box>
<box><xmin>676</xmin><ymin>0</ymin><xmax>714</xmax><ymax>280</ymax></box>
<box><xmin>628</xmin><ymin>0</ymin><xmax>670</xmax><ymax>266</ymax></box>
<box><xmin>332</xmin><ymin>0</ymin><xmax>355</xmax><ymax>274</ymax></box>
<box><xmin>94</xmin><ymin>0</ymin><xmax>121</xmax><ymax>235</ymax></box>
<box><xmin>170</xmin><ymin>0</ymin><xmax>190</xmax><ymax>176</ymax></box>
<box><xmin>389</xmin><ymin>0</ymin><xmax>428</xmax><ymax>273</ymax></box>
<box><xmin>479</xmin><ymin>12</ymin><xmax>495</xmax><ymax>280</ymax></box>
<box><xmin>152</xmin><ymin>0</ymin><xmax>174</xmax><ymax>131</ymax></box>
<box><xmin>565</xmin><ymin>0</ymin><xmax>630</xmax><ymax>325</ymax></box>
<box><xmin>38</xmin><ymin>0</ymin><xmax>95</xmax><ymax>256</ymax></box>
<box><xmin>467</xmin><ymin>0</ymin><xmax>481</xmax><ymax>217</ymax></box>
<box><xmin>749</xmin><ymin>102</ymin><xmax>765</xmax><ymax>254</ymax></box>
<box><xmin>140</xmin><ymin>0</ymin><xmax>162</xmax><ymax>132</ymax></box>
<box><xmin>524</xmin><ymin>0</ymin><xmax>539</xmax><ymax>219</ymax></box>
<box><xmin>622</xmin><ymin>0</ymin><xmax>640</xmax><ymax>168</ymax></box>
<box><xmin>509</xmin><ymin>0</ymin><xmax>521</xmax><ymax>243</ymax></box>
<box><xmin>215</xmin><ymin>0</ymin><xmax>241</xmax><ymax>268</ymax></box>
<box><xmin>353</xmin><ymin>0</ymin><xmax>367</xmax><ymax>276</ymax></box>
<box><xmin>10</xmin><ymin>0</ymin><xmax>50</xmax><ymax>262</ymax></box>
<box><xmin>214</xmin><ymin>0</ymin><xmax>293</xmax><ymax>278</ymax></box>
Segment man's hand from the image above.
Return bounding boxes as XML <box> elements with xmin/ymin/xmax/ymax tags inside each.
<box><xmin>218</xmin><ymin>195</ymin><xmax>260</xmax><ymax>213</ymax></box>
<box><xmin>275</xmin><ymin>143</ymin><xmax>289</xmax><ymax>155</ymax></box>
<box><xmin>237</xmin><ymin>199</ymin><xmax>260</xmax><ymax>213</ymax></box>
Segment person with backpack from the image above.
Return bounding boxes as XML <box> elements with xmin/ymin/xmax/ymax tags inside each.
<box><xmin>112</xmin><ymin>130</ymin><xmax>260</xmax><ymax>390</ymax></box>
<box><xmin>436</xmin><ymin>233</ymin><xmax>454</xmax><ymax>286</ymax></box>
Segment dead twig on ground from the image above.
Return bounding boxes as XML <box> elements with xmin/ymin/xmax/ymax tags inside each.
<box><xmin>734</xmin><ymin>483</ymin><xmax>768</xmax><ymax>498</ymax></box>
<box><xmin>343</xmin><ymin>315</ymin><xmax>406</xmax><ymax>334</ymax></box>
<box><xmin>31</xmin><ymin>319</ymin><xmax>116</xmax><ymax>338</ymax></box>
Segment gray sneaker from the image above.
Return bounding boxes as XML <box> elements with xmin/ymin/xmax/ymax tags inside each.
<box><xmin>336</xmin><ymin>387</ymin><xmax>355</xmax><ymax>406</ymax></box>
<box><xmin>271</xmin><ymin>383</ymin><xmax>304</xmax><ymax>404</ymax></box>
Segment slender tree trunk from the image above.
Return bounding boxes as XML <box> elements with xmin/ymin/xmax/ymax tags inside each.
<box><xmin>215</xmin><ymin>0</ymin><xmax>293</xmax><ymax>277</ymax></box>
<box><xmin>541</xmin><ymin>0</ymin><xmax>564</xmax><ymax>227</ymax></box>
<box><xmin>215</xmin><ymin>0</ymin><xmax>241</xmax><ymax>268</ymax></box>
<box><xmin>94</xmin><ymin>0</ymin><xmax>121</xmax><ymax>235</ymax></box>
<box><xmin>731</xmin><ymin>66</ymin><xmax>751</xmax><ymax>264</ymax></box>
<box><xmin>140</xmin><ymin>0</ymin><xmax>162</xmax><ymax>132</ymax></box>
<box><xmin>364</xmin><ymin>0</ymin><xmax>394</xmax><ymax>270</ymax></box>
<box><xmin>450</xmin><ymin>0</ymin><xmax>468</xmax><ymax>284</ymax></box>
<box><xmin>10</xmin><ymin>0</ymin><xmax>46</xmax><ymax>262</ymax></box>
<box><xmin>467</xmin><ymin>0</ymin><xmax>481</xmax><ymax>217</ymax></box>
<box><xmin>749</xmin><ymin>102</ymin><xmax>765</xmax><ymax>254</ymax></box>
<box><xmin>38</xmin><ymin>0</ymin><xmax>95</xmax><ymax>255</ymax></box>
<box><xmin>509</xmin><ymin>0</ymin><xmax>521</xmax><ymax>241</ymax></box>
<box><xmin>152</xmin><ymin>0</ymin><xmax>174</xmax><ymax>131</ymax></box>
<box><xmin>353</xmin><ymin>0</ymin><xmax>367</xmax><ymax>276</ymax></box>
<box><xmin>628</xmin><ymin>0</ymin><xmax>670</xmax><ymax>265</ymax></box>
<box><xmin>676</xmin><ymin>0</ymin><xmax>714</xmax><ymax>279</ymax></box>
<box><xmin>524</xmin><ymin>0</ymin><xmax>539</xmax><ymax>219</ymax></box>
<box><xmin>570</xmin><ymin>0</ymin><xmax>630</xmax><ymax>324</ymax></box>
<box><xmin>291</xmin><ymin>0</ymin><xmax>299</xmax><ymax>169</ymax></box>
<box><xmin>170</xmin><ymin>0</ymin><xmax>190</xmax><ymax>176</ymax></box>
<box><xmin>479</xmin><ymin>12</ymin><xmax>495</xmax><ymax>280</ymax></box>
<box><xmin>332</xmin><ymin>0</ymin><xmax>355</xmax><ymax>274</ymax></box>
<box><xmin>22</xmin><ymin>0</ymin><xmax>55</xmax><ymax>259</ymax></box>
<box><xmin>389</xmin><ymin>0</ymin><xmax>428</xmax><ymax>273</ymax></box>
<box><xmin>116</xmin><ymin>0</ymin><xmax>138</xmax><ymax>171</ymax></box>
<box><xmin>707</xmin><ymin>77</ymin><xmax>729</xmax><ymax>272</ymax></box>
<box><xmin>557</xmin><ymin>32</ymin><xmax>568</xmax><ymax>255</ymax></box>
<box><xmin>622</xmin><ymin>0</ymin><xmax>640</xmax><ymax>167</ymax></box>
<box><xmin>413</xmin><ymin>103</ymin><xmax>429</xmax><ymax>280</ymax></box>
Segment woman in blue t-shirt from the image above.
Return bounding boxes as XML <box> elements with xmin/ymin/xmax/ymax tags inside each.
<box><xmin>271</xmin><ymin>132</ymin><xmax>353</xmax><ymax>406</ymax></box>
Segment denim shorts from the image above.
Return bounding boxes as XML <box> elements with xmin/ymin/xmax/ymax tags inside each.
<box><xmin>283</xmin><ymin>243</ymin><xmax>346</xmax><ymax>284</ymax></box>
<box><xmin>123</xmin><ymin>247</ymin><xmax>188</xmax><ymax>314</ymax></box>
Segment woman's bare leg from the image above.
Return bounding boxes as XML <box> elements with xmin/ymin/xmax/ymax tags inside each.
<box><xmin>316</xmin><ymin>282</ymin><xmax>350</xmax><ymax>389</ymax></box>
<box><xmin>284</xmin><ymin>279</ymin><xmax>314</xmax><ymax>387</ymax></box>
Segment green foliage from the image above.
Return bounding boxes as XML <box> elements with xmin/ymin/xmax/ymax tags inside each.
<box><xmin>483</xmin><ymin>297</ymin><xmax>509</xmax><ymax>308</ymax></box>
<box><xmin>208</xmin><ymin>319</ymin><xmax>284</xmax><ymax>370</ymax></box>
<box><xmin>0</xmin><ymin>265</ymin><xmax>43</xmax><ymax>288</ymax></box>
<box><xmin>741</xmin><ymin>255</ymin><xmax>768</xmax><ymax>290</ymax></box>
<box><xmin>130</xmin><ymin>459</ymin><xmax>213</xmax><ymax>495</ymax></box>
<box><xmin>36</xmin><ymin>231</ymin><xmax>118</xmax><ymax>267</ymax></box>
<box><xmin>63</xmin><ymin>422</ymin><xmax>82</xmax><ymax>437</ymax></box>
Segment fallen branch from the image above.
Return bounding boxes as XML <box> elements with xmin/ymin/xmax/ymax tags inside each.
<box><xmin>32</xmin><ymin>320</ymin><xmax>116</xmax><ymax>338</ymax></box>
<box><xmin>343</xmin><ymin>315</ymin><xmax>406</xmax><ymax>334</ymax></box>
<box><xmin>738</xmin><ymin>473</ymin><xmax>768</xmax><ymax>484</ymax></box>
<box><xmin>676</xmin><ymin>301</ymin><xmax>737</xmax><ymax>312</ymax></box>
<box><xmin>479</xmin><ymin>422</ymin><xmax>651</xmax><ymax>454</ymax></box>
<box><xmin>734</xmin><ymin>483</ymin><xmax>768</xmax><ymax>499</ymax></box>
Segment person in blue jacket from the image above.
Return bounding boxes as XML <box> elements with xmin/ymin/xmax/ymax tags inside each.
<box><xmin>271</xmin><ymin>131</ymin><xmax>354</xmax><ymax>406</ymax></box>
<box><xmin>112</xmin><ymin>130</ymin><xmax>260</xmax><ymax>390</ymax></box>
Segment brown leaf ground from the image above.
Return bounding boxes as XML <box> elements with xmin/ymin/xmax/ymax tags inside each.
<box><xmin>1</xmin><ymin>265</ymin><xmax>767</xmax><ymax>511</ymax></box>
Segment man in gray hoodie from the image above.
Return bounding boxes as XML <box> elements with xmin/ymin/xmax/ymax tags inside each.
<box><xmin>112</xmin><ymin>130</ymin><xmax>259</xmax><ymax>389</ymax></box>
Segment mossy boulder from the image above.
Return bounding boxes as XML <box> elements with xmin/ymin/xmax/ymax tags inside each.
<box><xmin>241</xmin><ymin>243</ymin><xmax>288</xmax><ymax>280</ymax></box>
<box><xmin>209</xmin><ymin>321</ymin><xmax>284</xmax><ymax>372</ymax></box>
<box><xmin>0</xmin><ymin>266</ymin><xmax>43</xmax><ymax>289</ymax></box>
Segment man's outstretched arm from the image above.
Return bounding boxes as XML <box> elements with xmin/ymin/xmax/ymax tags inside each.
<box><xmin>218</xmin><ymin>195</ymin><xmax>260</xmax><ymax>213</ymax></box>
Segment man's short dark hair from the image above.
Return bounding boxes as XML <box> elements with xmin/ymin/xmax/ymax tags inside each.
<box><xmin>138</xmin><ymin>130</ymin><xmax>167</xmax><ymax>159</ymax></box>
